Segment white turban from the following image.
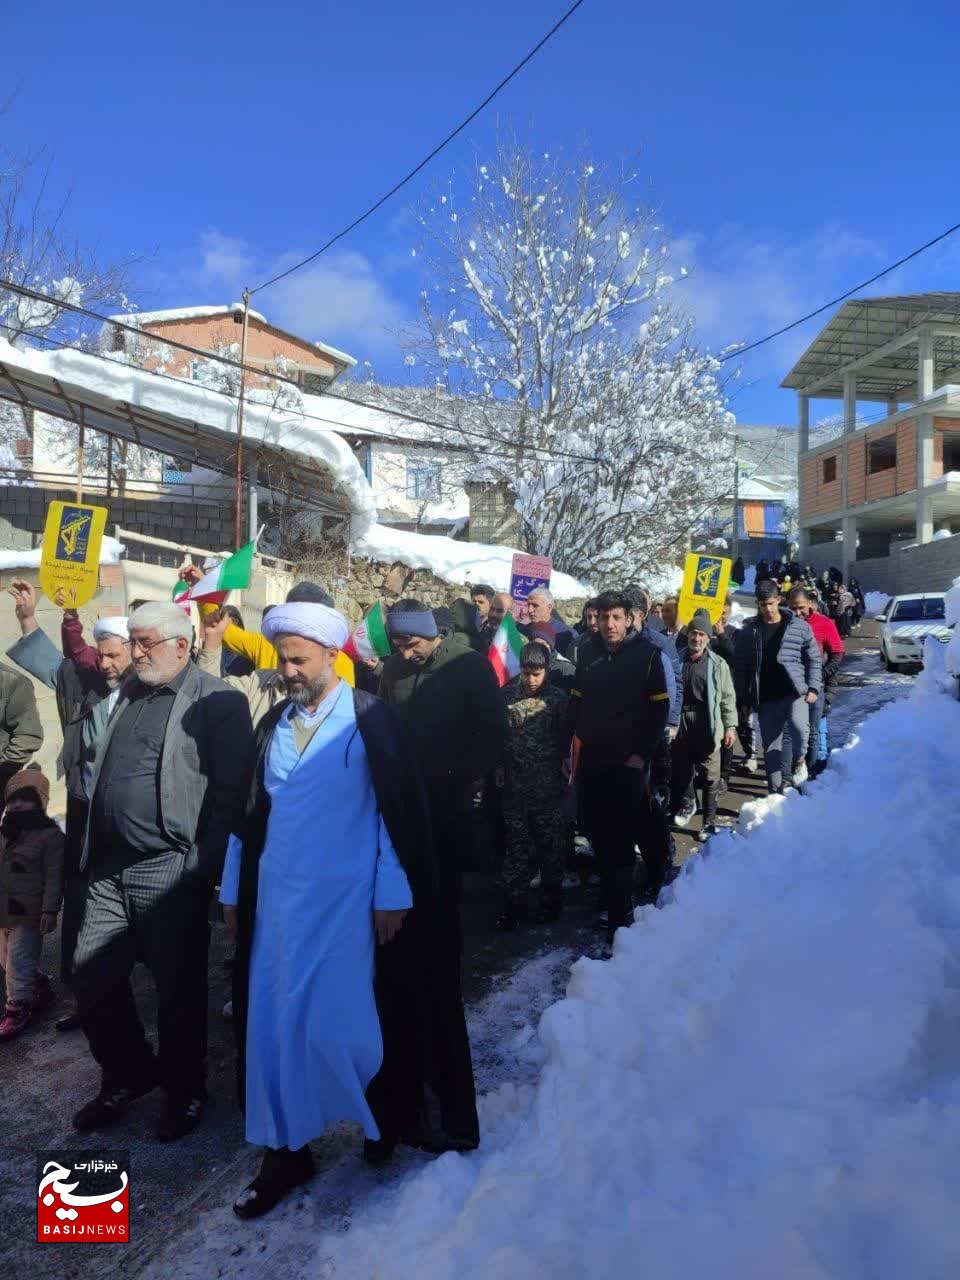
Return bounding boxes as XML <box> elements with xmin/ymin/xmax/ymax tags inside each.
<box><xmin>261</xmin><ymin>601</ymin><xmax>349</xmax><ymax>650</ymax></box>
<box><xmin>93</xmin><ymin>616</ymin><xmax>129</xmax><ymax>642</ymax></box>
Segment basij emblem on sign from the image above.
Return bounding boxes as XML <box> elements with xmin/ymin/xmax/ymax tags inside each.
<box><xmin>677</xmin><ymin>552</ymin><xmax>732</xmax><ymax>625</ymax></box>
<box><xmin>37</xmin><ymin>1150</ymin><xmax>130</xmax><ymax>1243</ymax></box>
<box><xmin>38</xmin><ymin>501</ymin><xmax>108</xmax><ymax>609</ymax></box>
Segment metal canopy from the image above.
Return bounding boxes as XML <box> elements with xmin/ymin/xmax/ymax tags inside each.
<box><xmin>0</xmin><ymin>350</ymin><xmax>351</xmax><ymax>517</ymax></box>
<box><xmin>781</xmin><ymin>293</ymin><xmax>960</xmax><ymax>397</ymax></box>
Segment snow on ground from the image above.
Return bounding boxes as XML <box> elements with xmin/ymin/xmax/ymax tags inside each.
<box><xmin>0</xmin><ymin>534</ymin><xmax>124</xmax><ymax>570</ymax></box>
<box><xmin>826</xmin><ymin>646</ymin><xmax>914</xmax><ymax>751</ymax></box>
<box><xmin>312</xmin><ymin>664</ymin><xmax>960</xmax><ymax>1278</ymax></box>
<box><xmin>142</xmin><ymin>949</ymin><xmax>576</xmax><ymax>1280</ymax></box>
<box><xmin>944</xmin><ymin>575</ymin><xmax>960</xmax><ymax>678</ymax></box>
<box><xmin>352</xmin><ymin>523</ymin><xmax>591</xmax><ymax>599</ymax></box>
<box><xmin>863</xmin><ymin>590</ymin><xmax>890</xmax><ymax>617</ymax></box>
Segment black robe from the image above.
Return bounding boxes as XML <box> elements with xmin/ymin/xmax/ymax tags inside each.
<box><xmin>231</xmin><ymin>687</ymin><xmax>475</xmax><ymax>1147</ymax></box>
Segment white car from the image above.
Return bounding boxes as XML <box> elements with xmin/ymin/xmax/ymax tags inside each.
<box><xmin>877</xmin><ymin>593</ymin><xmax>951</xmax><ymax>671</ymax></box>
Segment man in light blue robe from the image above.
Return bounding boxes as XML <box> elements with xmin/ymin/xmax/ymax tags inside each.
<box><xmin>220</xmin><ymin>601</ymin><xmax>416</xmax><ymax>1219</ymax></box>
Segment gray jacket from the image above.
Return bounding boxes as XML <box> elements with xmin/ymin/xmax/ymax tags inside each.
<box><xmin>81</xmin><ymin>661</ymin><xmax>252</xmax><ymax>879</ymax></box>
<box><xmin>734</xmin><ymin>607</ymin><xmax>822</xmax><ymax>707</ymax></box>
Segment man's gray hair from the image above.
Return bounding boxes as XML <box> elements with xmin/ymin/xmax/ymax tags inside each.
<box><xmin>128</xmin><ymin>601</ymin><xmax>194</xmax><ymax>643</ymax></box>
<box><xmin>528</xmin><ymin>587</ymin><xmax>555</xmax><ymax>607</ymax></box>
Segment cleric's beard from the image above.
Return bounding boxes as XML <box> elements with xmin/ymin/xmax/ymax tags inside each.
<box><xmin>285</xmin><ymin>673</ymin><xmax>332</xmax><ymax>707</ymax></box>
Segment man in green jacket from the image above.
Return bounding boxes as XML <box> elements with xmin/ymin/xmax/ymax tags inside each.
<box><xmin>0</xmin><ymin>660</ymin><xmax>43</xmax><ymax>795</ymax></box>
<box><xmin>671</xmin><ymin>609</ymin><xmax>737</xmax><ymax>843</ymax></box>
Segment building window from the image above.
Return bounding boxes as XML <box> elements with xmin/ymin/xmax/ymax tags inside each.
<box><xmin>299</xmin><ymin>370</ymin><xmax>329</xmax><ymax>395</ymax></box>
<box><xmin>407</xmin><ymin>460</ymin><xmax>441</xmax><ymax>501</ymax></box>
<box><xmin>822</xmin><ymin>455</ymin><xmax>837</xmax><ymax>483</ymax></box>
<box><xmin>867</xmin><ymin>437</ymin><xmax>896</xmax><ymax>474</ymax></box>
<box><xmin>942</xmin><ymin>433</ymin><xmax>960</xmax><ymax>474</ymax></box>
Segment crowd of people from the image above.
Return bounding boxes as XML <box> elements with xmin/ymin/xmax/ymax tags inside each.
<box><xmin>0</xmin><ymin>556</ymin><xmax>849</xmax><ymax>1219</ymax></box>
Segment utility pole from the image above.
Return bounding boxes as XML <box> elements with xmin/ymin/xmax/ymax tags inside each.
<box><xmin>730</xmin><ymin>432</ymin><xmax>740</xmax><ymax>568</ymax></box>
<box><xmin>234</xmin><ymin>289</ymin><xmax>252</xmax><ymax>550</ymax></box>
<box><xmin>76</xmin><ymin>412</ymin><xmax>85</xmax><ymax>504</ymax></box>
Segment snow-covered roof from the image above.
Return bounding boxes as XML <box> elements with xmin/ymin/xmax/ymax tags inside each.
<box><xmin>104</xmin><ymin>305</ymin><xmax>356</xmax><ymax>368</ymax></box>
<box><xmin>0</xmin><ymin>337</ymin><xmax>376</xmax><ymax>532</ymax></box>
<box><xmin>314</xmin><ymin>340</ymin><xmax>357</xmax><ymax>368</ymax></box>
<box><xmin>352</xmin><ymin>522</ymin><xmax>590</xmax><ymax>599</ymax></box>
<box><xmin>301</xmin><ymin>391</ymin><xmax>468</xmax><ymax>450</ymax></box>
<box><xmin>107</xmin><ymin>304</ymin><xmax>267</xmax><ymax>328</ymax></box>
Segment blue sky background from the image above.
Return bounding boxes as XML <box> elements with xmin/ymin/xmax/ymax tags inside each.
<box><xmin>5</xmin><ymin>0</ymin><xmax>960</xmax><ymax>426</ymax></box>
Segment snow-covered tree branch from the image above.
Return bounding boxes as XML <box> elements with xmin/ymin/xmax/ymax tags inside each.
<box><xmin>402</xmin><ymin>143</ymin><xmax>735</xmax><ymax>580</ymax></box>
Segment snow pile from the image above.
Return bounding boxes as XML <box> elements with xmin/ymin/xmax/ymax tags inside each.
<box><xmin>640</xmin><ymin>561</ymin><xmax>682</xmax><ymax>599</ymax></box>
<box><xmin>0</xmin><ymin>337</ymin><xmax>376</xmax><ymax>534</ymax></box>
<box><xmin>864</xmin><ymin>590</ymin><xmax>890</xmax><ymax>617</ymax></box>
<box><xmin>321</xmin><ymin>678</ymin><xmax>960</xmax><ymax>1279</ymax></box>
<box><xmin>352</xmin><ymin>523</ymin><xmax>591</xmax><ymax>600</ymax></box>
<box><xmin>0</xmin><ymin>535</ymin><xmax>124</xmax><ymax>571</ymax></box>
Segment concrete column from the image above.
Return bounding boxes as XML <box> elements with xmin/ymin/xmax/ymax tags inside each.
<box><xmin>917</xmin><ymin>326</ymin><xmax>935</xmax><ymax>401</ymax></box>
<box><xmin>797</xmin><ymin>393</ymin><xmax>810</xmax><ymax>453</ymax></box>
<box><xmin>842</xmin><ymin>515</ymin><xmax>857</xmax><ymax>574</ymax></box>
<box><xmin>915</xmin><ymin>409</ymin><xmax>935</xmax><ymax>544</ymax></box>
<box><xmin>842</xmin><ymin>371</ymin><xmax>857</xmax><ymax>432</ymax></box>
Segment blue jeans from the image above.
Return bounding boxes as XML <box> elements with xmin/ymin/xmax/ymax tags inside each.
<box><xmin>758</xmin><ymin>696</ymin><xmax>810</xmax><ymax>793</ymax></box>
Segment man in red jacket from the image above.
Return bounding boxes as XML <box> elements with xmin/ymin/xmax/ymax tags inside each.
<box><xmin>787</xmin><ymin>587</ymin><xmax>844</xmax><ymax>778</ymax></box>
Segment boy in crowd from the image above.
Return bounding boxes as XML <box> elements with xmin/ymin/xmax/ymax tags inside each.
<box><xmin>496</xmin><ymin>644</ymin><xmax>570</xmax><ymax>931</ymax></box>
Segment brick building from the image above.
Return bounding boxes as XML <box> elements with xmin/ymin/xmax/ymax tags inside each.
<box><xmin>783</xmin><ymin>293</ymin><xmax>960</xmax><ymax>575</ymax></box>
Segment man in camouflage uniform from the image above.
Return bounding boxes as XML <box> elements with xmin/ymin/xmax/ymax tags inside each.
<box><xmin>496</xmin><ymin>643</ymin><xmax>570</xmax><ymax>931</ymax></box>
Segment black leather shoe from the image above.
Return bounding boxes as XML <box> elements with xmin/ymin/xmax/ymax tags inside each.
<box><xmin>362</xmin><ymin>1134</ymin><xmax>398</xmax><ymax>1165</ymax></box>
<box><xmin>234</xmin><ymin>1146</ymin><xmax>314</xmax><ymax>1219</ymax></box>
<box><xmin>155</xmin><ymin>1093</ymin><xmax>206</xmax><ymax>1142</ymax></box>
<box><xmin>73</xmin><ymin>1075</ymin><xmax>157</xmax><ymax>1133</ymax></box>
<box><xmin>55</xmin><ymin>1011</ymin><xmax>82</xmax><ymax>1032</ymax></box>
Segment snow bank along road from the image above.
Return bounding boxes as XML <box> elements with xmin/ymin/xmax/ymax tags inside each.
<box><xmin>309</xmin><ymin>640</ymin><xmax>959</xmax><ymax>1279</ymax></box>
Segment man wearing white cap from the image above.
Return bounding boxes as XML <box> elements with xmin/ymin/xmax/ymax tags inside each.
<box><xmin>5</xmin><ymin>579</ymin><xmax>134</xmax><ymax>1031</ymax></box>
<box><xmin>222</xmin><ymin>601</ymin><xmax>434</xmax><ymax>1219</ymax></box>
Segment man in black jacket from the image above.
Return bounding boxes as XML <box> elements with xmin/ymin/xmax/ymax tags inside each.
<box><xmin>570</xmin><ymin>590</ymin><xmax>670</xmax><ymax>944</ymax></box>
<box><xmin>379</xmin><ymin>599</ymin><xmax>507</xmax><ymax>1153</ymax></box>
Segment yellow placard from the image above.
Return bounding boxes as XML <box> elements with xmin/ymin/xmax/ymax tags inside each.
<box><xmin>39</xmin><ymin>501</ymin><xmax>108</xmax><ymax>609</ymax></box>
<box><xmin>677</xmin><ymin>552</ymin><xmax>732</xmax><ymax>626</ymax></box>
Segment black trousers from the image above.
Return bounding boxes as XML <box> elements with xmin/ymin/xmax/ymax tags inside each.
<box><xmin>59</xmin><ymin>794</ymin><xmax>89</xmax><ymax>985</ymax></box>
<box><xmin>581</xmin><ymin>765</ymin><xmax>665</xmax><ymax>932</ymax></box>
<box><xmin>368</xmin><ymin>797</ymin><xmax>479</xmax><ymax>1148</ymax></box>
<box><xmin>70</xmin><ymin>849</ymin><xmax>211</xmax><ymax>1098</ymax></box>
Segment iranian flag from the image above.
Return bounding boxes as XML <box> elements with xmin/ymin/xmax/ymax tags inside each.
<box><xmin>173</xmin><ymin>539</ymin><xmax>256</xmax><ymax>607</ymax></box>
<box><xmin>343</xmin><ymin>601</ymin><xmax>392</xmax><ymax>662</ymax></box>
<box><xmin>488</xmin><ymin>612</ymin><xmax>525</xmax><ymax>687</ymax></box>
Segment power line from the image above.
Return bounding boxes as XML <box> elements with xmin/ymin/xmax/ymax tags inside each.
<box><xmin>0</xmin><ymin>318</ymin><xmax>614</xmax><ymax>469</ymax></box>
<box><xmin>248</xmin><ymin>0</ymin><xmax>589</xmax><ymax>295</ymax></box>
<box><xmin>0</xmin><ymin>277</ymin><xmax>610</xmax><ymax>463</ymax></box>
<box><xmin>718</xmin><ymin>218</ymin><xmax>960</xmax><ymax>362</ymax></box>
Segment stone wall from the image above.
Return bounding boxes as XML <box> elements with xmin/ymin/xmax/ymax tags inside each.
<box><xmin>847</xmin><ymin>533</ymin><xmax>960</xmax><ymax>596</ymax></box>
<box><xmin>334</xmin><ymin>554</ymin><xmax>585</xmax><ymax>626</ymax></box>
<box><xmin>0</xmin><ymin>484</ymin><xmax>236</xmax><ymax>555</ymax></box>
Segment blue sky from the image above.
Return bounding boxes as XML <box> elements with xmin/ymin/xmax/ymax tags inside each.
<box><xmin>5</xmin><ymin>0</ymin><xmax>960</xmax><ymax>426</ymax></box>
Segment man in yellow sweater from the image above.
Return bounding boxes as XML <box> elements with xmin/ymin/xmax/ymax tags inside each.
<box><xmin>178</xmin><ymin>568</ymin><xmax>355</xmax><ymax>687</ymax></box>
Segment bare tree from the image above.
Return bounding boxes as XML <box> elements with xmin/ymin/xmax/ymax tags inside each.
<box><xmin>400</xmin><ymin>142</ymin><xmax>734</xmax><ymax>580</ymax></box>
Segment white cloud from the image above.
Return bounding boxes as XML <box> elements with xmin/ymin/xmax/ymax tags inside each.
<box><xmin>665</xmin><ymin>224</ymin><xmax>889</xmax><ymax>381</ymax></box>
<box><xmin>184</xmin><ymin>230</ymin><xmax>410</xmax><ymax>362</ymax></box>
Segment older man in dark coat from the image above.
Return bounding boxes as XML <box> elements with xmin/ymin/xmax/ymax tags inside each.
<box><xmin>378</xmin><ymin>598</ymin><xmax>507</xmax><ymax>1154</ymax></box>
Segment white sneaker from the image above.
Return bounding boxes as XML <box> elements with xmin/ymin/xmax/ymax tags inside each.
<box><xmin>791</xmin><ymin>761</ymin><xmax>808</xmax><ymax>788</ymax></box>
<box><xmin>744</xmin><ymin>755</ymin><xmax>759</xmax><ymax>774</ymax></box>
